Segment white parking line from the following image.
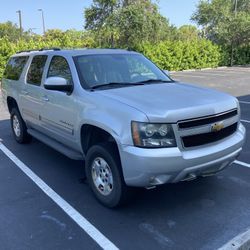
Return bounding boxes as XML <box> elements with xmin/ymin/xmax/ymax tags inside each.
<box><xmin>173</xmin><ymin>72</ymin><xmax>226</xmax><ymax>77</ymax></box>
<box><xmin>239</xmin><ymin>101</ymin><xmax>250</xmax><ymax>105</ymax></box>
<box><xmin>171</xmin><ymin>74</ymin><xmax>207</xmax><ymax>78</ymax></box>
<box><xmin>241</xmin><ymin>119</ymin><xmax>250</xmax><ymax>124</ymax></box>
<box><xmin>217</xmin><ymin>68</ymin><xmax>250</xmax><ymax>72</ymax></box>
<box><xmin>218</xmin><ymin>227</ymin><xmax>250</xmax><ymax>250</ymax></box>
<box><xmin>234</xmin><ymin>160</ymin><xmax>250</xmax><ymax>168</ymax></box>
<box><xmin>0</xmin><ymin>143</ymin><xmax>118</xmax><ymax>250</ymax></box>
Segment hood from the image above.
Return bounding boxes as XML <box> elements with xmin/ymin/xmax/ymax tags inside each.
<box><xmin>97</xmin><ymin>82</ymin><xmax>238</xmax><ymax>122</ymax></box>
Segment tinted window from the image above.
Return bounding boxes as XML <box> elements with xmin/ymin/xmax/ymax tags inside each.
<box><xmin>27</xmin><ymin>55</ymin><xmax>47</xmax><ymax>86</ymax></box>
<box><xmin>74</xmin><ymin>54</ymin><xmax>171</xmax><ymax>89</ymax></box>
<box><xmin>47</xmin><ymin>56</ymin><xmax>72</xmax><ymax>84</ymax></box>
<box><xmin>3</xmin><ymin>56</ymin><xmax>29</xmax><ymax>80</ymax></box>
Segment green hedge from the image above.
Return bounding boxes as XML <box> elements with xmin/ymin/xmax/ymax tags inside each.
<box><xmin>220</xmin><ymin>45</ymin><xmax>250</xmax><ymax>66</ymax></box>
<box><xmin>0</xmin><ymin>37</ymin><xmax>248</xmax><ymax>79</ymax></box>
<box><xmin>0</xmin><ymin>35</ymin><xmax>95</xmax><ymax>78</ymax></box>
<box><xmin>137</xmin><ymin>39</ymin><xmax>221</xmax><ymax>71</ymax></box>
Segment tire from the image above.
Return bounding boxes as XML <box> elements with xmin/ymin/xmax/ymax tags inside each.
<box><xmin>85</xmin><ymin>143</ymin><xmax>129</xmax><ymax>208</ymax></box>
<box><xmin>10</xmin><ymin>108</ymin><xmax>32</xmax><ymax>144</ymax></box>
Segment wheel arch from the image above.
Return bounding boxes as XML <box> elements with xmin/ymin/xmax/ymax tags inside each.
<box><xmin>7</xmin><ymin>96</ymin><xmax>20</xmax><ymax>114</ymax></box>
<box><xmin>80</xmin><ymin>124</ymin><xmax>121</xmax><ymax>156</ymax></box>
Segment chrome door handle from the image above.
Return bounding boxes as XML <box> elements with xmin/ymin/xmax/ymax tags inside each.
<box><xmin>21</xmin><ymin>90</ymin><xmax>29</xmax><ymax>95</ymax></box>
<box><xmin>42</xmin><ymin>96</ymin><xmax>49</xmax><ymax>102</ymax></box>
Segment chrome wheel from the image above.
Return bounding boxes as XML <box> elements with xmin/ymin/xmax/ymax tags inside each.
<box><xmin>13</xmin><ymin>115</ymin><xmax>21</xmax><ymax>137</ymax></box>
<box><xmin>91</xmin><ymin>157</ymin><xmax>113</xmax><ymax>196</ymax></box>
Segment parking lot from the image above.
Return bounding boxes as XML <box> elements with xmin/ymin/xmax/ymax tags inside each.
<box><xmin>0</xmin><ymin>66</ymin><xmax>250</xmax><ymax>250</ymax></box>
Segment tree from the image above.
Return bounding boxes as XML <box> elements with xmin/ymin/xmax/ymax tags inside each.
<box><xmin>191</xmin><ymin>0</ymin><xmax>250</xmax><ymax>65</ymax></box>
<box><xmin>84</xmin><ymin>0</ymin><xmax>118</xmax><ymax>30</ymax></box>
<box><xmin>114</xmin><ymin>0</ymin><xmax>174</xmax><ymax>48</ymax></box>
<box><xmin>83</xmin><ymin>0</ymin><xmax>173</xmax><ymax>48</ymax></box>
<box><xmin>177</xmin><ymin>25</ymin><xmax>199</xmax><ymax>41</ymax></box>
<box><xmin>0</xmin><ymin>21</ymin><xmax>22</xmax><ymax>42</ymax></box>
<box><xmin>0</xmin><ymin>21</ymin><xmax>35</xmax><ymax>42</ymax></box>
<box><xmin>84</xmin><ymin>0</ymin><xmax>118</xmax><ymax>46</ymax></box>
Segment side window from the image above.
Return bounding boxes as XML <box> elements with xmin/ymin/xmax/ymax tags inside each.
<box><xmin>3</xmin><ymin>56</ymin><xmax>29</xmax><ymax>80</ymax></box>
<box><xmin>47</xmin><ymin>56</ymin><xmax>73</xmax><ymax>84</ymax></box>
<box><xmin>27</xmin><ymin>55</ymin><xmax>47</xmax><ymax>86</ymax></box>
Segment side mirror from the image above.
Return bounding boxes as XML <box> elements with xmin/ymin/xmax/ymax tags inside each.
<box><xmin>163</xmin><ymin>70</ymin><xmax>170</xmax><ymax>76</ymax></box>
<box><xmin>44</xmin><ymin>77</ymin><xmax>73</xmax><ymax>93</ymax></box>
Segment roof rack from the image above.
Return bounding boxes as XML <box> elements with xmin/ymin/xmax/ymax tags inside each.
<box><xmin>39</xmin><ymin>47</ymin><xmax>61</xmax><ymax>51</ymax></box>
<box><xmin>16</xmin><ymin>47</ymin><xmax>61</xmax><ymax>54</ymax></box>
<box><xmin>16</xmin><ymin>49</ymin><xmax>39</xmax><ymax>54</ymax></box>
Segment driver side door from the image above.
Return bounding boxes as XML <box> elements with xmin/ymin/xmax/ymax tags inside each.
<box><xmin>40</xmin><ymin>56</ymin><xmax>78</xmax><ymax>149</ymax></box>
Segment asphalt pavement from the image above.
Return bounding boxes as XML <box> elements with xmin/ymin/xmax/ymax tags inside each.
<box><xmin>0</xmin><ymin>66</ymin><xmax>250</xmax><ymax>250</ymax></box>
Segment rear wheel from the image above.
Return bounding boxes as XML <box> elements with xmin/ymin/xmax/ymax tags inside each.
<box><xmin>10</xmin><ymin>108</ymin><xmax>31</xmax><ymax>144</ymax></box>
<box><xmin>85</xmin><ymin>143</ymin><xmax>129</xmax><ymax>208</ymax></box>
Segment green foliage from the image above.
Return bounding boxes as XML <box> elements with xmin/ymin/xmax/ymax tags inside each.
<box><xmin>0</xmin><ymin>21</ymin><xmax>35</xmax><ymax>42</ymax></box>
<box><xmin>176</xmin><ymin>25</ymin><xmax>199</xmax><ymax>41</ymax></box>
<box><xmin>191</xmin><ymin>0</ymin><xmax>250</xmax><ymax>65</ymax></box>
<box><xmin>84</xmin><ymin>0</ymin><xmax>174</xmax><ymax>48</ymax></box>
<box><xmin>114</xmin><ymin>1</ymin><xmax>174</xmax><ymax>48</ymax></box>
<box><xmin>0</xmin><ymin>30</ymin><xmax>95</xmax><ymax>79</ymax></box>
<box><xmin>219</xmin><ymin>44</ymin><xmax>250</xmax><ymax>66</ymax></box>
<box><xmin>0</xmin><ymin>21</ymin><xmax>22</xmax><ymax>42</ymax></box>
<box><xmin>139</xmin><ymin>39</ymin><xmax>221</xmax><ymax>71</ymax></box>
<box><xmin>0</xmin><ymin>0</ymin><xmax>249</xmax><ymax>78</ymax></box>
<box><xmin>84</xmin><ymin>0</ymin><xmax>118</xmax><ymax>30</ymax></box>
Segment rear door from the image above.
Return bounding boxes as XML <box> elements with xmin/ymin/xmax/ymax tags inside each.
<box><xmin>20</xmin><ymin>55</ymin><xmax>48</xmax><ymax>130</ymax></box>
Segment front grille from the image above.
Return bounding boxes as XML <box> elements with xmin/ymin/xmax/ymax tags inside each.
<box><xmin>178</xmin><ymin>109</ymin><xmax>238</xmax><ymax>129</ymax></box>
<box><xmin>182</xmin><ymin>123</ymin><xmax>238</xmax><ymax>148</ymax></box>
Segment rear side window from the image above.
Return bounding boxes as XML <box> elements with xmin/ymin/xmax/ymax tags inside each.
<box><xmin>47</xmin><ymin>56</ymin><xmax>73</xmax><ymax>84</ymax></box>
<box><xmin>27</xmin><ymin>55</ymin><xmax>47</xmax><ymax>86</ymax></box>
<box><xmin>3</xmin><ymin>56</ymin><xmax>29</xmax><ymax>80</ymax></box>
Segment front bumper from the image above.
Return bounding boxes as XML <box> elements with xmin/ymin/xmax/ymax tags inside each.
<box><xmin>119</xmin><ymin>123</ymin><xmax>246</xmax><ymax>187</ymax></box>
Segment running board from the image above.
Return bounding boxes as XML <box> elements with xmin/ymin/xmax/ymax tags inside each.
<box><xmin>27</xmin><ymin>129</ymin><xmax>83</xmax><ymax>160</ymax></box>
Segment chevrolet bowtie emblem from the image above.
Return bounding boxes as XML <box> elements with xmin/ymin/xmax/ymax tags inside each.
<box><xmin>211</xmin><ymin>122</ymin><xmax>224</xmax><ymax>132</ymax></box>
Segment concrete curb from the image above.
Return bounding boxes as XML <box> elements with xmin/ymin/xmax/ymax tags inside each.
<box><xmin>182</xmin><ymin>69</ymin><xmax>197</xmax><ymax>72</ymax></box>
<box><xmin>218</xmin><ymin>228</ymin><xmax>250</xmax><ymax>250</ymax></box>
<box><xmin>170</xmin><ymin>65</ymin><xmax>250</xmax><ymax>74</ymax></box>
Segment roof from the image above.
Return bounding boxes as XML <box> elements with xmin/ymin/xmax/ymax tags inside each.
<box><xmin>14</xmin><ymin>48</ymin><xmax>139</xmax><ymax>57</ymax></box>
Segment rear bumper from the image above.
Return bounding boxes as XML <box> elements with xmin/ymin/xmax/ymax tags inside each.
<box><xmin>119</xmin><ymin>123</ymin><xmax>246</xmax><ymax>187</ymax></box>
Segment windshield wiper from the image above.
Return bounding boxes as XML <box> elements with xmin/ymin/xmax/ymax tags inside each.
<box><xmin>135</xmin><ymin>79</ymin><xmax>173</xmax><ymax>84</ymax></box>
<box><xmin>90</xmin><ymin>82</ymin><xmax>145</xmax><ymax>90</ymax></box>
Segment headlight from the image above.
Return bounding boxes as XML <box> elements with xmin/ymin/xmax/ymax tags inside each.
<box><xmin>131</xmin><ymin>121</ymin><xmax>177</xmax><ymax>148</ymax></box>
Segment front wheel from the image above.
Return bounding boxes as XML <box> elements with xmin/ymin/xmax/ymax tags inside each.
<box><xmin>85</xmin><ymin>143</ymin><xmax>128</xmax><ymax>208</ymax></box>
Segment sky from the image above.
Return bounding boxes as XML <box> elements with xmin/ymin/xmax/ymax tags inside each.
<box><xmin>0</xmin><ymin>0</ymin><xmax>200</xmax><ymax>34</ymax></box>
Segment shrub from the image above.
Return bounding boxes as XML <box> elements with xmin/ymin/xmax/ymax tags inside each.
<box><xmin>138</xmin><ymin>39</ymin><xmax>221</xmax><ymax>71</ymax></box>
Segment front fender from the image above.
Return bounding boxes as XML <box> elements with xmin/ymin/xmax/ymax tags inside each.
<box><xmin>75</xmin><ymin>94</ymin><xmax>149</xmax><ymax>150</ymax></box>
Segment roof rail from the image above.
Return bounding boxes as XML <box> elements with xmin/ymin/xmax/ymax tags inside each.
<box><xmin>16</xmin><ymin>47</ymin><xmax>61</xmax><ymax>54</ymax></box>
<box><xmin>16</xmin><ymin>49</ymin><xmax>39</xmax><ymax>54</ymax></box>
<box><xmin>39</xmin><ymin>47</ymin><xmax>61</xmax><ymax>51</ymax></box>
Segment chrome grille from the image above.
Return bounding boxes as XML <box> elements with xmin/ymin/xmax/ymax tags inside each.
<box><xmin>178</xmin><ymin>109</ymin><xmax>238</xmax><ymax>148</ymax></box>
<box><xmin>178</xmin><ymin>109</ymin><xmax>238</xmax><ymax>129</ymax></box>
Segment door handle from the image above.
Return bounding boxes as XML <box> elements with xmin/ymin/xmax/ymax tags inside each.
<box><xmin>42</xmin><ymin>96</ymin><xmax>49</xmax><ymax>102</ymax></box>
<box><xmin>21</xmin><ymin>90</ymin><xmax>29</xmax><ymax>95</ymax></box>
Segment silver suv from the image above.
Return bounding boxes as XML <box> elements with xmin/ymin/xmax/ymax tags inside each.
<box><xmin>1</xmin><ymin>48</ymin><xmax>246</xmax><ymax>207</ymax></box>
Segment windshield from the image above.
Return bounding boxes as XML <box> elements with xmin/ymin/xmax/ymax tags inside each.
<box><xmin>74</xmin><ymin>53</ymin><xmax>172</xmax><ymax>89</ymax></box>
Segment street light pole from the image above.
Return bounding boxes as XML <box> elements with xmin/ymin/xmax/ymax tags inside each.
<box><xmin>38</xmin><ymin>9</ymin><xmax>46</xmax><ymax>35</ymax></box>
<box><xmin>16</xmin><ymin>10</ymin><xmax>22</xmax><ymax>37</ymax></box>
<box><xmin>234</xmin><ymin>0</ymin><xmax>238</xmax><ymax>17</ymax></box>
<box><xmin>230</xmin><ymin>0</ymin><xmax>238</xmax><ymax>66</ymax></box>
